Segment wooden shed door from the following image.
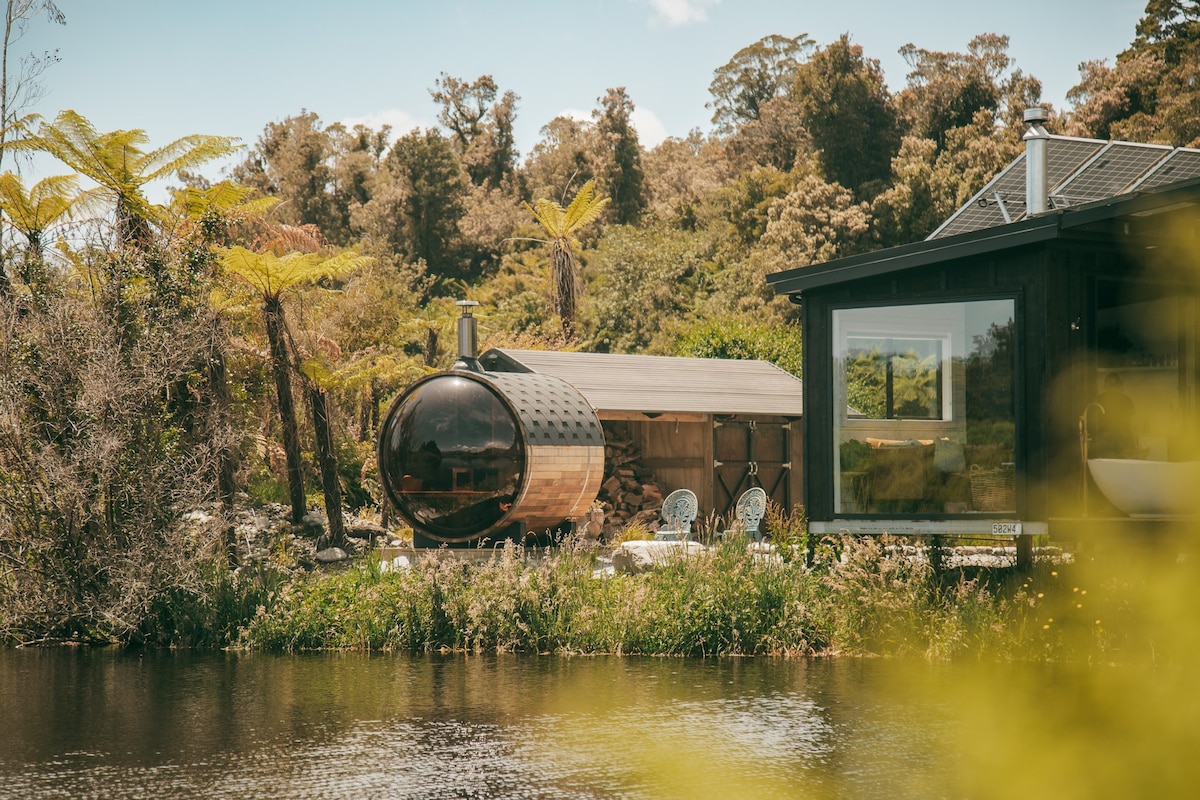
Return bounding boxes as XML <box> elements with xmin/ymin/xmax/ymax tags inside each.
<box><xmin>713</xmin><ymin>419</ymin><xmax>792</xmax><ymax>516</ymax></box>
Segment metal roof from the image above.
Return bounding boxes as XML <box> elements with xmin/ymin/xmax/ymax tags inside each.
<box><xmin>928</xmin><ymin>136</ymin><xmax>1200</xmax><ymax>240</ymax></box>
<box><xmin>478</xmin><ymin>348</ymin><xmax>804</xmax><ymax>417</ymax></box>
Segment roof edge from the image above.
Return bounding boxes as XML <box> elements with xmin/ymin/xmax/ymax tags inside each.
<box><xmin>767</xmin><ymin>175</ymin><xmax>1200</xmax><ymax>297</ymax></box>
<box><xmin>767</xmin><ymin>215</ymin><xmax>1060</xmax><ymax>296</ymax></box>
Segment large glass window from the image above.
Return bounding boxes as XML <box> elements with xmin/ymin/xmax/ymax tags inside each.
<box><xmin>379</xmin><ymin>375</ymin><xmax>524</xmax><ymax>540</ymax></box>
<box><xmin>833</xmin><ymin>300</ymin><xmax>1015</xmax><ymax>515</ymax></box>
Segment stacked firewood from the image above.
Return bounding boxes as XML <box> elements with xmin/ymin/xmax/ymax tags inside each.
<box><xmin>596</xmin><ymin>427</ymin><xmax>667</xmax><ymax>538</ymax></box>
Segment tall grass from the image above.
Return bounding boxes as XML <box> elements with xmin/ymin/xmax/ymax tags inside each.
<box><xmin>231</xmin><ymin>533</ymin><xmax>1153</xmax><ymax>662</ymax></box>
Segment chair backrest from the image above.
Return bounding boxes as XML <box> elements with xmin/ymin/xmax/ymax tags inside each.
<box><xmin>660</xmin><ymin>489</ymin><xmax>698</xmax><ymax>536</ymax></box>
<box><xmin>736</xmin><ymin>487</ymin><xmax>767</xmax><ymax>541</ymax></box>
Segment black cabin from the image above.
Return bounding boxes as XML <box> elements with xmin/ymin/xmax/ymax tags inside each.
<box><xmin>768</xmin><ymin>110</ymin><xmax>1200</xmax><ymax>551</ymax></box>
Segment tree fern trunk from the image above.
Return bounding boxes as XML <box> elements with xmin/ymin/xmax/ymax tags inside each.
<box><xmin>306</xmin><ymin>382</ymin><xmax>346</xmax><ymax>548</ymax></box>
<box><xmin>551</xmin><ymin>239</ymin><xmax>577</xmax><ymax>339</ymax></box>
<box><xmin>263</xmin><ymin>297</ymin><xmax>306</xmax><ymax>525</ymax></box>
<box><xmin>207</xmin><ymin>338</ymin><xmax>238</xmax><ymax>565</ymax></box>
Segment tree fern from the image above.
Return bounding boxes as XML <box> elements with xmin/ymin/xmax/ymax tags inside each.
<box><xmin>522</xmin><ymin>179</ymin><xmax>610</xmax><ymax>339</ymax></box>
<box><xmin>0</xmin><ymin>171</ymin><xmax>77</xmax><ymax>296</ymax></box>
<box><xmin>219</xmin><ymin>245</ymin><xmax>371</xmax><ymax>529</ymax></box>
<box><xmin>24</xmin><ymin>110</ymin><xmax>240</xmax><ymax>247</ymax></box>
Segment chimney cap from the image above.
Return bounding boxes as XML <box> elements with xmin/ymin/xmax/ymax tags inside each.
<box><xmin>1023</xmin><ymin>106</ymin><xmax>1049</xmax><ymax>125</ymax></box>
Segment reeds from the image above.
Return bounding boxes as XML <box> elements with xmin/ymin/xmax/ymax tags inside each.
<box><xmin>230</xmin><ymin>532</ymin><xmax>1123</xmax><ymax>659</ymax></box>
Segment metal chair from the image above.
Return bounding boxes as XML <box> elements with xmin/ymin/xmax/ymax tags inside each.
<box><xmin>735</xmin><ymin>487</ymin><xmax>768</xmax><ymax>543</ymax></box>
<box><xmin>655</xmin><ymin>489</ymin><xmax>698</xmax><ymax>541</ymax></box>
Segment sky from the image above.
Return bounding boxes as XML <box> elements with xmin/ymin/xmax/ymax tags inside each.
<box><xmin>16</xmin><ymin>0</ymin><xmax>1147</xmax><ymax>184</ymax></box>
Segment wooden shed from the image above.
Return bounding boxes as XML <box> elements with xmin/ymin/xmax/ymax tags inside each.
<box><xmin>478</xmin><ymin>348</ymin><xmax>805</xmax><ymax>519</ymax></box>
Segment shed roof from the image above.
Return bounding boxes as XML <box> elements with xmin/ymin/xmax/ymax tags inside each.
<box><xmin>478</xmin><ymin>348</ymin><xmax>803</xmax><ymax>417</ymax></box>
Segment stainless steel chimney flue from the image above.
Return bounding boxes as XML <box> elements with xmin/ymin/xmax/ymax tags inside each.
<box><xmin>1023</xmin><ymin>106</ymin><xmax>1050</xmax><ymax>217</ymax></box>
<box><xmin>453</xmin><ymin>299</ymin><xmax>482</xmax><ymax>372</ymax></box>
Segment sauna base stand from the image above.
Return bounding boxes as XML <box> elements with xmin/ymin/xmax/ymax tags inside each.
<box><xmin>411</xmin><ymin>520</ymin><xmax>578</xmax><ymax>549</ymax></box>
<box><xmin>412</xmin><ymin>522</ymin><xmax>526</xmax><ymax>550</ymax></box>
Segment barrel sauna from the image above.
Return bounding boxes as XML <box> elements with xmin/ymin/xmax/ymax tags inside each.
<box><xmin>377</xmin><ymin>368</ymin><xmax>605</xmax><ymax>545</ymax></box>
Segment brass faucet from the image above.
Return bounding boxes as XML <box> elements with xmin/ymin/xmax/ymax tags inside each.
<box><xmin>1079</xmin><ymin>402</ymin><xmax>1105</xmax><ymax>516</ymax></box>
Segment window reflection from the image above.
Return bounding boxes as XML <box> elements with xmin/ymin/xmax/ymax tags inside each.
<box><xmin>833</xmin><ymin>300</ymin><xmax>1015</xmax><ymax>515</ymax></box>
<box><xmin>379</xmin><ymin>375</ymin><xmax>524</xmax><ymax>539</ymax></box>
<box><xmin>845</xmin><ymin>337</ymin><xmax>944</xmax><ymax>420</ymax></box>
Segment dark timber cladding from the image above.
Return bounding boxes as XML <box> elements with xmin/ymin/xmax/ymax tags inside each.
<box><xmin>480</xmin><ymin>348</ymin><xmax>805</xmax><ymax>517</ymax></box>
<box><xmin>767</xmin><ymin>174</ymin><xmax>1200</xmax><ymax>537</ymax></box>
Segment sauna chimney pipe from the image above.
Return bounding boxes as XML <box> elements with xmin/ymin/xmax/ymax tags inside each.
<box><xmin>453</xmin><ymin>299</ymin><xmax>482</xmax><ymax>372</ymax></box>
<box><xmin>1023</xmin><ymin>106</ymin><xmax>1050</xmax><ymax>216</ymax></box>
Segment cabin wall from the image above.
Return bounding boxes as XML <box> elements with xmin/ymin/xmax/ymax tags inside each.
<box><xmin>802</xmin><ymin>245</ymin><xmax>1053</xmax><ymax>522</ymax></box>
<box><xmin>637</xmin><ymin>418</ymin><xmax>714</xmax><ymax>510</ymax></box>
<box><xmin>801</xmin><ymin>235</ymin><xmax>1189</xmax><ymax>528</ymax></box>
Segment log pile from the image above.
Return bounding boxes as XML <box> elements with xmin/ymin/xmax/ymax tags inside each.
<box><xmin>596</xmin><ymin>427</ymin><xmax>667</xmax><ymax>538</ymax></box>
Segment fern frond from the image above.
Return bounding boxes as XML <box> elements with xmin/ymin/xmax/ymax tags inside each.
<box><xmin>0</xmin><ymin>112</ymin><xmax>43</xmax><ymax>147</ymax></box>
<box><xmin>562</xmin><ymin>179</ymin><xmax>611</xmax><ymax>230</ymax></box>
<box><xmin>255</xmin><ymin>223</ymin><xmax>327</xmax><ymax>254</ymax></box>
<box><xmin>298</xmin><ymin>357</ymin><xmax>336</xmax><ymax>388</ymax></box>
<box><xmin>221</xmin><ymin>246</ymin><xmax>279</xmax><ymax>297</ymax></box>
<box><xmin>220</xmin><ymin>246</ymin><xmax>373</xmax><ymax>301</ymax></box>
<box><xmin>140</xmin><ymin>133</ymin><xmax>242</xmax><ymax>184</ymax></box>
<box><xmin>523</xmin><ymin>198</ymin><xmax>566</xmax><ymax>238</ymax></box>
<box><xmin>0</xmin><ymin>172</ymin><xmax>78</xmax><ymax>235</ymax></box>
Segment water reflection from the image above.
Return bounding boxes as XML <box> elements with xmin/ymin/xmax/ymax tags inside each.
<box><xmin>25</xmin><ymin>652</ymin><xmax>1180</xmax><ymax>800</ymax></box>
<box><xmin>4</xmin><ymin>648</ymin><xmax>1123</xmax><ymax>798</ymax></box>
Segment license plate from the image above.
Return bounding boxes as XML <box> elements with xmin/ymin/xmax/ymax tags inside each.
<box><xmin>992</xmin><ymin>522</ymin><xmax>1022</xmax><ymax>536</ymax></box>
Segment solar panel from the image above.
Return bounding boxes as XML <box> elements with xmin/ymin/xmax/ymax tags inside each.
<box><xmin>928</xmin><ymin>155</ymin><xmax>1027</xmax><ymax>239</ymax></box>
<box><xmin>1053</xmin><ymin>141</ymin><xmax>1172</xmax><ymax>204</ymax></box>
<box><xmin>1044</xmin><ymin>136</ymin><xmax>1110</xmax><ymax>200</ymax></box>
<box><xmin>1129</xmin><ymin>148</ymin><xmax>1200</xmax><ymax>190</ymax></box>
<box><xmin>926</xmin><ymin>134</ymin><xmax>1200</xmax><ymax>241</ymax></box>
<box><xmin>928</xmin><ymin>136</ymin><xmax>1104</xmax><ymax>240</ymax></box>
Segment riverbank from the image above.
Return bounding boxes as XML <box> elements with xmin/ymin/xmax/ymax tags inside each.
<box><xmin>210</xmin><ymin>529</ymin><xmax>1180</xmax><ymax>664</ymax></box>
<box><xmin>10</xmin><ymin>497</ymin><xmax>1195</xmax><ymax>664</ymax></box>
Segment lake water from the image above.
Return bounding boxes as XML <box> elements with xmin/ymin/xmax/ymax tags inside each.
<box><xmin>0</xmin><ymin>648</ymin><xmax>1189</xmax><ymax>798</ymax></box>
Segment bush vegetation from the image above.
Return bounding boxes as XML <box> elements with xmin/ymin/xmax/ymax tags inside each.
<box><xmin>226</xmin><ymin>529</ymin><xmax>1196</xmax><ymax>667</ymax></box>
<box><xmin>3</xmin><ymin>6</ymin><xmax>1198</xmax><ymax>647</ymax></box>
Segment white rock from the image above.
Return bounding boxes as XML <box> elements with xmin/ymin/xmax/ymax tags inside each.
<box><xmin>611</xmin><ymin>540</ymin><xmax>707</xmax><ymax>574</ymax></box>
<box><xmin>380</xmin><ymin>555</ymin><xmax>412</xmax><ymax>573</ymax></box>
<box><xmin>315</xmin><ymin>547</ymin><xmax>348</xmax><ymax>563</ymax></box>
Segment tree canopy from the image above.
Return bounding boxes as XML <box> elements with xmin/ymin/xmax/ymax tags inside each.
<box><xmin>2</xmin><ymin>10</ymin><xmax>1191</xmax><ymax>643</ymax></box>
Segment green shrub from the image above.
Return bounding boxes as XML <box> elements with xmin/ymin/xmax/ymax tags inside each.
<box><xmin>674</xmin><ymin>317</ymin><xmax>802</xmax><ymax>378</ymax></box>
<box><xmin>235</xmin><ymin>531</ymin><xmax>1065</xmax><ymax>660</ymax></box>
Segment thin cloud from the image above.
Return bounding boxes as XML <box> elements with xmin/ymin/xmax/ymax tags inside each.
<box><xmin>339</xmin><ymin>109</ymin><xmax>426</xmax><ymax>135</ymax></box>
<box><xmin>631</xmin><ymin>107</ymin><xmax>669</xmax><ymax>148</ymax></box>
<box><xmin>552</xmin><ymin>106</ymin><xmax>669</xmax><ymax>148</ymax></box>
<box><xmin>639</xmin><ymin>0</ymin><xmax>719</xmax><ymax>27</ymax></box>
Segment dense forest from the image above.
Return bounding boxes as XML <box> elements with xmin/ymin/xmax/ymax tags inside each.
<box><xmin>0</xmin><ymin>1</ymin><xmax>1197</xmax><ymax>643</ymax></box>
